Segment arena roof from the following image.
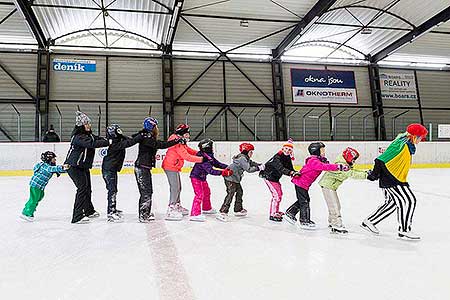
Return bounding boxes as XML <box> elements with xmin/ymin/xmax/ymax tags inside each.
<box><xmin>0</xmin><ymin>0</ymin><xmax>449</xmax><ymax>67</ymax></box>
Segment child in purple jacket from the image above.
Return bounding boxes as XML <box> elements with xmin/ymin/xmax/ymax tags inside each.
<box><xmin>285</xmin><ymin>142</ymin><xmax>349</xmax><ymax>230</ymax></box>
<box><xmin>189</xmin><ymin>139</ymin><xmax>232</xmax><ymax>222</ymax></box>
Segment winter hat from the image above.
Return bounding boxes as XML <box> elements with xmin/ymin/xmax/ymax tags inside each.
<box><xmin>281</xmin><ymin>138</ymin><xmax>295</xmax><ymax>160</ymax></box>
<box><xmin>75</xmin><ymin>111</ymin><xmax>91</xmax><ymax>126</ymax></box>
<box><xmin>406</xmin><ymin>123</ymin><xmax>428</xmax><ymax>138</ymax></box>
<box><xmin>282</xmin><ymin>138</ymin><xmax>294</xmax><ymax>150</ymax></box>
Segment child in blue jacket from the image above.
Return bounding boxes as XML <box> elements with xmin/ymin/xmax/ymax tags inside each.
<box><xmin>20</xmin><ymin>151</ymin><xmax>69</xmax><ymax>221</ymax></box>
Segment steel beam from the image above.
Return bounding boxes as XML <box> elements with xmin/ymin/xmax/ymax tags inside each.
<box><xmin>372</xmin><ymin>6</ymin><xmax>450</xmax><ymax>62</ymax></box>
<box><xmin>162</xmin><ymin>54</ymin><xmax>175</xmax><ymax>139</ymax></box>
<box><xmin>271</xmin><ymin>58</ymin><xmax>287</xmax><ymax>140</ymax></box>
<box><xmin>273</xmin><ymin>0</ymin><xmax>338</xmax><ymax>58</ymax></box>
<box><xmin>15</xmin><ymin>0</ymin><xmax>48</xmax><ymax>49</ymax></box>
<box><xmin>368</xmin><ymin>62</ymin><xmax>386</xmax><ymax>140</ymax></box>
<box><xmin>163</xmin><ymin>0</ymin><xmax>184</xmax><ymax>53</ymax></box>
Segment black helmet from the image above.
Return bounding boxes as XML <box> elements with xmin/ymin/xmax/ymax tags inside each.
<box><xmin>106</xmin><ymin>124</ymin><xmax>123</xmax><ymax>139</ymax></box>
<box><xmin>41</xmin><ymin>151</ymin><xmax>56</xmax><ymax>165</ymax></box>
<box><xmin>308</xmin><ymin>142</ymin><xmax>325</xmax><ymax>156</ymax></box>
<box><xmin>198</xmin><ymin>138</ymin><xmax>214</xmax><ymax>154</ymax></box>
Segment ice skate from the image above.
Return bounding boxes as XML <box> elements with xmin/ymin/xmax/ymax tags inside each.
<box><xmin>107</xmin><ymin>212</ymin><xmax>124</xmax><ymax>223</ymax></box>
<box><xmin>269</xmin><ymin>212</ymin><xmax>283</xmax><ymax>222</ymax></box>
<box><xmin>165</xmin><ymin>205</ymin><xmax>183</xmax><ymax>221</ymax></box>
<box><xmin>20</xmin><ymin>214</ymin><xmax>34</xmax><ymax>222</ymax></box>
<box><xmin>284</xmin><ymin>212</ymin><xmax>297</xmax><ymax>225</ymax></box>
<box><xmin>175</xmin><ymin>203</ymin><xmax>189</xmax><ymax>216</ymax></box>
<box><xmin>361</xmin><ymin>219</ymin><xmax>379</xmax><ymax>235</ymax></box>
<box><xmin>116</xmin><ymin>209</ymin><xmax>123</xmax><ymax>216</ymax></box>
<box><xmin>330</xmin><ymin>225</ymin><xmax>348</xmax><ymax>234</ymax></box>
<box><xmin>234</xmin><ymin>209</ymin><xmax>247</xmax><ymax>217</ymax></box>
<box><xmin>87</xmin><ymin>211</ymin><xmax>100</xmax><ymax>219</ymax></box>
<box><xmin>398</xmin><ymin>231</ymin><xmax>421</xmax><ymax>241</ymax></box>
<box><xmin>139</xmin><ymin>212</ymin><xmax>155</xmax><ymax>223</ymax></box>
<box><xmin>299</xmin><ymin>220</ymin><xmax>316</xmax><ymax>230</ymax></box>
<box><xmin>73</xmin><ymin>216</ymin><xmax>91</xmax><ymax>224</ymax></box>
<box><xmin>202</xmin><ymin>208</ymin><xmax>217</xmax><ymax>215</ymax></box>
<box><xmin>216</xmin><ymin>213</ymin><xmax>229</xmax><ymax>222</ymax></box>
<box><xmin>190</xmin><ymin>214</ymin><xmax>206</xmax><ymax>222</ymax></box>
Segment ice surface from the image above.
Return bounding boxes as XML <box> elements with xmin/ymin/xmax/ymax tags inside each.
<box><xmin>1</xmin><ymin>169</ymin><xmax>450</xmax><ymax>300</ymax></box>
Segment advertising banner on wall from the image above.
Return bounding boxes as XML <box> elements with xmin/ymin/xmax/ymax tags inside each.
<box><xmin>291</xmin><ymin>69</ymin><xmax>358</xmax><ymax>104</ymax></box>
<box><xmin>380</xmin><ymin>72</ymin><xmax>417</xmax><ymax>101</ymax></box>
<box><xmin>53</xmin><ymin>58</ymin><xmax>97</xmax><ymax>72</ymax></box>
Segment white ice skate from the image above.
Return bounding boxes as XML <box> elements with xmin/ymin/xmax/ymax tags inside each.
<box><xmin>20</xmin><ymin>214</ymin><xmax>34</xmax><ymax>222</ymax></box>
<box><xmin>361</xmin><ymin>219</ymin><xmax>379</xmax><ymax>235</ymax></box>
<box><xmin>398</xmin><ymin>231</ymin><xmax>421</xmax><ymax>241</ymax></box>
<box><xmin>216</xmin><ymin>213</ymin><xmax>229</xmax><ymax>222</ymax></box>
<box><xmin>190</xmin><ymin>215</ymin><xmax>206</xmax><ymax>222</ymax></box>
<box><xmin>165</xmin><ymin>205</ymin><xmax>183</xmax><ymax>221</ymax></box>
<box><xmin>202</xmin><ymin>208</ymin><xmax>217</xmax><ymax>215</ymax></box>
<box><xmin>175</xmin><ymin>203</ymin><xmax>189</xmax><ymax>216</ymax></box>
<box><xmin>234</xmin><ymin>209</ymin><xmax>247</xmax><ymax>217</ymax></box>
<box><xmin>87</xmin><ymin>211</ymin><xmax>100</xmax><ymax>219</ymax></box>
<box><xmin>107</xmin><ymin>212</ymin><xmax>124</xmax><ymax>223</ymax></box>
<box><xmin>73</xmin><ymin>216</ymin><xmax>91</xmax><ymax>224</ymax></box>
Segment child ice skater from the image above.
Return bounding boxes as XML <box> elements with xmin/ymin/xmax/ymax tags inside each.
<box><xmin>162</xmin><ymin>124</ymin><xmax>204</xmax><ymax>221</ymax></box>
<box><xmin>286</xmin><ymin>142</ymin><xmax>349</xmax><ymax>229</ymax></box>
<box><xmin>20</xmin><ymin>151</ymin><xmax>69</xmax><ymax>221</ymax></box>
<box><xmin>134</xmin><ymin>117</ymin><xmax>182</xmax><ymax>223</ymax></box>
<box><xmin>189</xmin><ymin>139</ymin><xmax>232</xmax><ymax>222</ymax></box>
<box><xmin>217</xmin><ymin>143</ymin><xmax>264</xmax><ymax>222</ymax></box>
<box><xmin>259</xmin><ymin>139</ymin><xmax>296</xmax><ymax>222</ymax></box>
<box><xmin>361</xmin><ymin>123</ymin><xmax>428</xmax><ymax>241</ymax></box>
<box><xmin>318</xmin><ymin>147</ymin><xmax>368</xmax><ymax>234</ymax></box>
<box><xmin>102</xmin><ymin>123</ymin><xmax>143</xmax><ymax>223</ymax></box>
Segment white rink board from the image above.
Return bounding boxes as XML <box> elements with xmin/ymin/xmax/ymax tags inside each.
<box><xmin>1</xmin><ymin>141</ymin><xmax>450</xmax><ymax>171</ymax></box>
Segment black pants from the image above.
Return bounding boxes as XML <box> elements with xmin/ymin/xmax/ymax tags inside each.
<box><xmin>220</xmin><ymin>180</ymin><xmax>244</xmax><ymax>214</ymax></box>
<box><xmin>102</xmin><ymin>170</ymin><xmax>118</xmax><ymax>214</ymax></box>
<box><xmin>134</xmin><ymin>166</ymin><xmax>153</xmax><ymax>218</ymax></box>
<box><xmin>286</xmin><ymin>186</ymin><xmax>311</xmax><ymax>223</ymax></box>
<box><xmin>367</xmin><ymin>185</ymin><xmax>417</xmax><ymax>232</ymax></box>
<box><xmin>68</xmin><ymin>167</ymin><xmax>94</xmax><ymax>223</ymax></box>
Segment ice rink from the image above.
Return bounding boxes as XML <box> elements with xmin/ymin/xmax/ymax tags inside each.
<box><xmin>2</xmin><ymin>169</ymin><xmax>449</xmax><ymax>300</ymax></box>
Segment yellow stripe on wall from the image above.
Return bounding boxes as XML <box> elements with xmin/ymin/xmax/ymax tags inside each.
<box><xmin>1</xmin><ymin>164</ymin><xmax>450</xmax><ymax>177</ymax></box>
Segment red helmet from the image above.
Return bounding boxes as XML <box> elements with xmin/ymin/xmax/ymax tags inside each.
<box><xmin>406</xmin><ymin>123</ymin><xmax>428</xmax><ymax>138</ymax></box>
<box><xmin>342</xmin><ymin>147</ymin><xmax>359</xmax><ymax>164</ymax></box>
<box><xmin>175</xmin><ymin>124</ymin><xmax>190</xmax><ymax>135</ymax></box>
<box><xmin>239</xmin><ymin>143</ymin><xmax>254</xmax><ymax>153</ymax></box>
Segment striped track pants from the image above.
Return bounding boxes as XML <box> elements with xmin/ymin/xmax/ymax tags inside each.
<box><xmin>367</xmin><ymin>185</ymin><xmax>417</xmax><ymax>232</ymax></box>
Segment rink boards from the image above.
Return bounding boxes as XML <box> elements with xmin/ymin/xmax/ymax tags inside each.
<box><xmin>1</xmin><ymin>141</ymin><xmax>450</xmax><ymax>176</ymax></box>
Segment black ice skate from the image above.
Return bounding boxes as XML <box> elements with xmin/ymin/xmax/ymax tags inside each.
<box><xmin>330</xmin><ymin>225</ymin><xmax>348</xmax><ymax>234</ymax></box>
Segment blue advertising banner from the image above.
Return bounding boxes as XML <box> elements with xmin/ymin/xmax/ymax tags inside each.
<box><xmin>291</xmin><ymin>69</ymin><xmax>358</xmax><ymax>104</ymax></box>
<box><xmin>53</xmin><ymin>59</ymin><xmax>96</xmax><ymax>72</ymax></box>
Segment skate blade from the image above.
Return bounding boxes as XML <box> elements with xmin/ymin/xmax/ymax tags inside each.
<box><xmin>360</xmin><ymin>224</ymin><xmax>379</xmax><ymax>235</ymax></box>
<box><xmin>398</xmin><ymin>235</ymin><xmax>421</xmax><ymax>241</ymax></box>
<box><xmin>284</xmin><ymin>217</ymin><xmax>296</xmax><ymax>225</ymax></box>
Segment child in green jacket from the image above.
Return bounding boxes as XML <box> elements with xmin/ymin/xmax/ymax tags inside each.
<box><xmin>318</xmin><ymin>147</ymin><xmax>368</xmax><ymax>234</ymax></box>
<box><xmin>21</xmin><ymin>151</ymin><xmax>69</xmax><ymax>222</ymax></box>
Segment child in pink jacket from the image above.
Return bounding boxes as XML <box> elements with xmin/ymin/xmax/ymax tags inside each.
<box><xmin>285</xmin><ymin>142</ymin><xmax>349</xmax><ymax>230</ymax></box>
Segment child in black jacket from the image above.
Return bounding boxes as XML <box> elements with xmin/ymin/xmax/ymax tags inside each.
<box><xmin>134</xmin><ymin>117</ymin><xmax>183</xmax><ymax>222</ymax></box>
<box><xmin>259</xmin><ymin>139</ymin><xmax>296</xmax><ymax>222</ymax></box>
<box><xmin>65</xmin><ymin>111</ymin><xmax>110</xmax><ymax>224</ymax></box>
<box><xmin>102</xmin><ymin>124</ymin><xmax>143</xmax><ymax>222</ymax></box>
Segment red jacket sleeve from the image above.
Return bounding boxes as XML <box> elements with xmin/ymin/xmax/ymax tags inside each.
<box><xmin>176</xmin><ymin>145</ymin><xmax>203</xmax><ymax>163</ymax></box>
<box><xmin>186</xmin><ymin>146</ymin><xmax>198</xmax><ymax>156</ymax></box>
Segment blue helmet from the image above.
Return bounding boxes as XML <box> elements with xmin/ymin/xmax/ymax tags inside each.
<box><xmin>143</xmin><ymin>117</ymin><xmax>158</xmax><ymax>132</ymax></box>
<box><xmin>106</xmin><ymin>124</ymin><xmax>122</xmax><ymax>139</ymax></box>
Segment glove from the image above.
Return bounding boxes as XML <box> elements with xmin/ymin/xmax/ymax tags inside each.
<box><xmin>221</xmin><ymin>168</ymin><xmax>233</xmax><ymax>177</ymax></box>
<box><xmin>62</xmin><ymin>164</ymin><xmax>70</xmax><ymax>171</ymax></box>
<box><xmin>291</xmin><ymin>171</ymin><xmax>301</xmax><ymax>177</ymax></box>
<box><xmin>258</xmin><ymin>164</ymin><xmax>265</xmax><ymax>171</ymax></box>
<box><xmin>367</xmin><ymin>170</ymin><xmax>377</xmax><ymax>181</ymax></box>
<box><xmin>338</xmin><ymin>164</ymin><xmax>350</xmax><ymax>171</ymax></box>
<box><xmin>174</xmin><ymin>137</ymin><xmax>187</xmax><ymax>145</ymax></box>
